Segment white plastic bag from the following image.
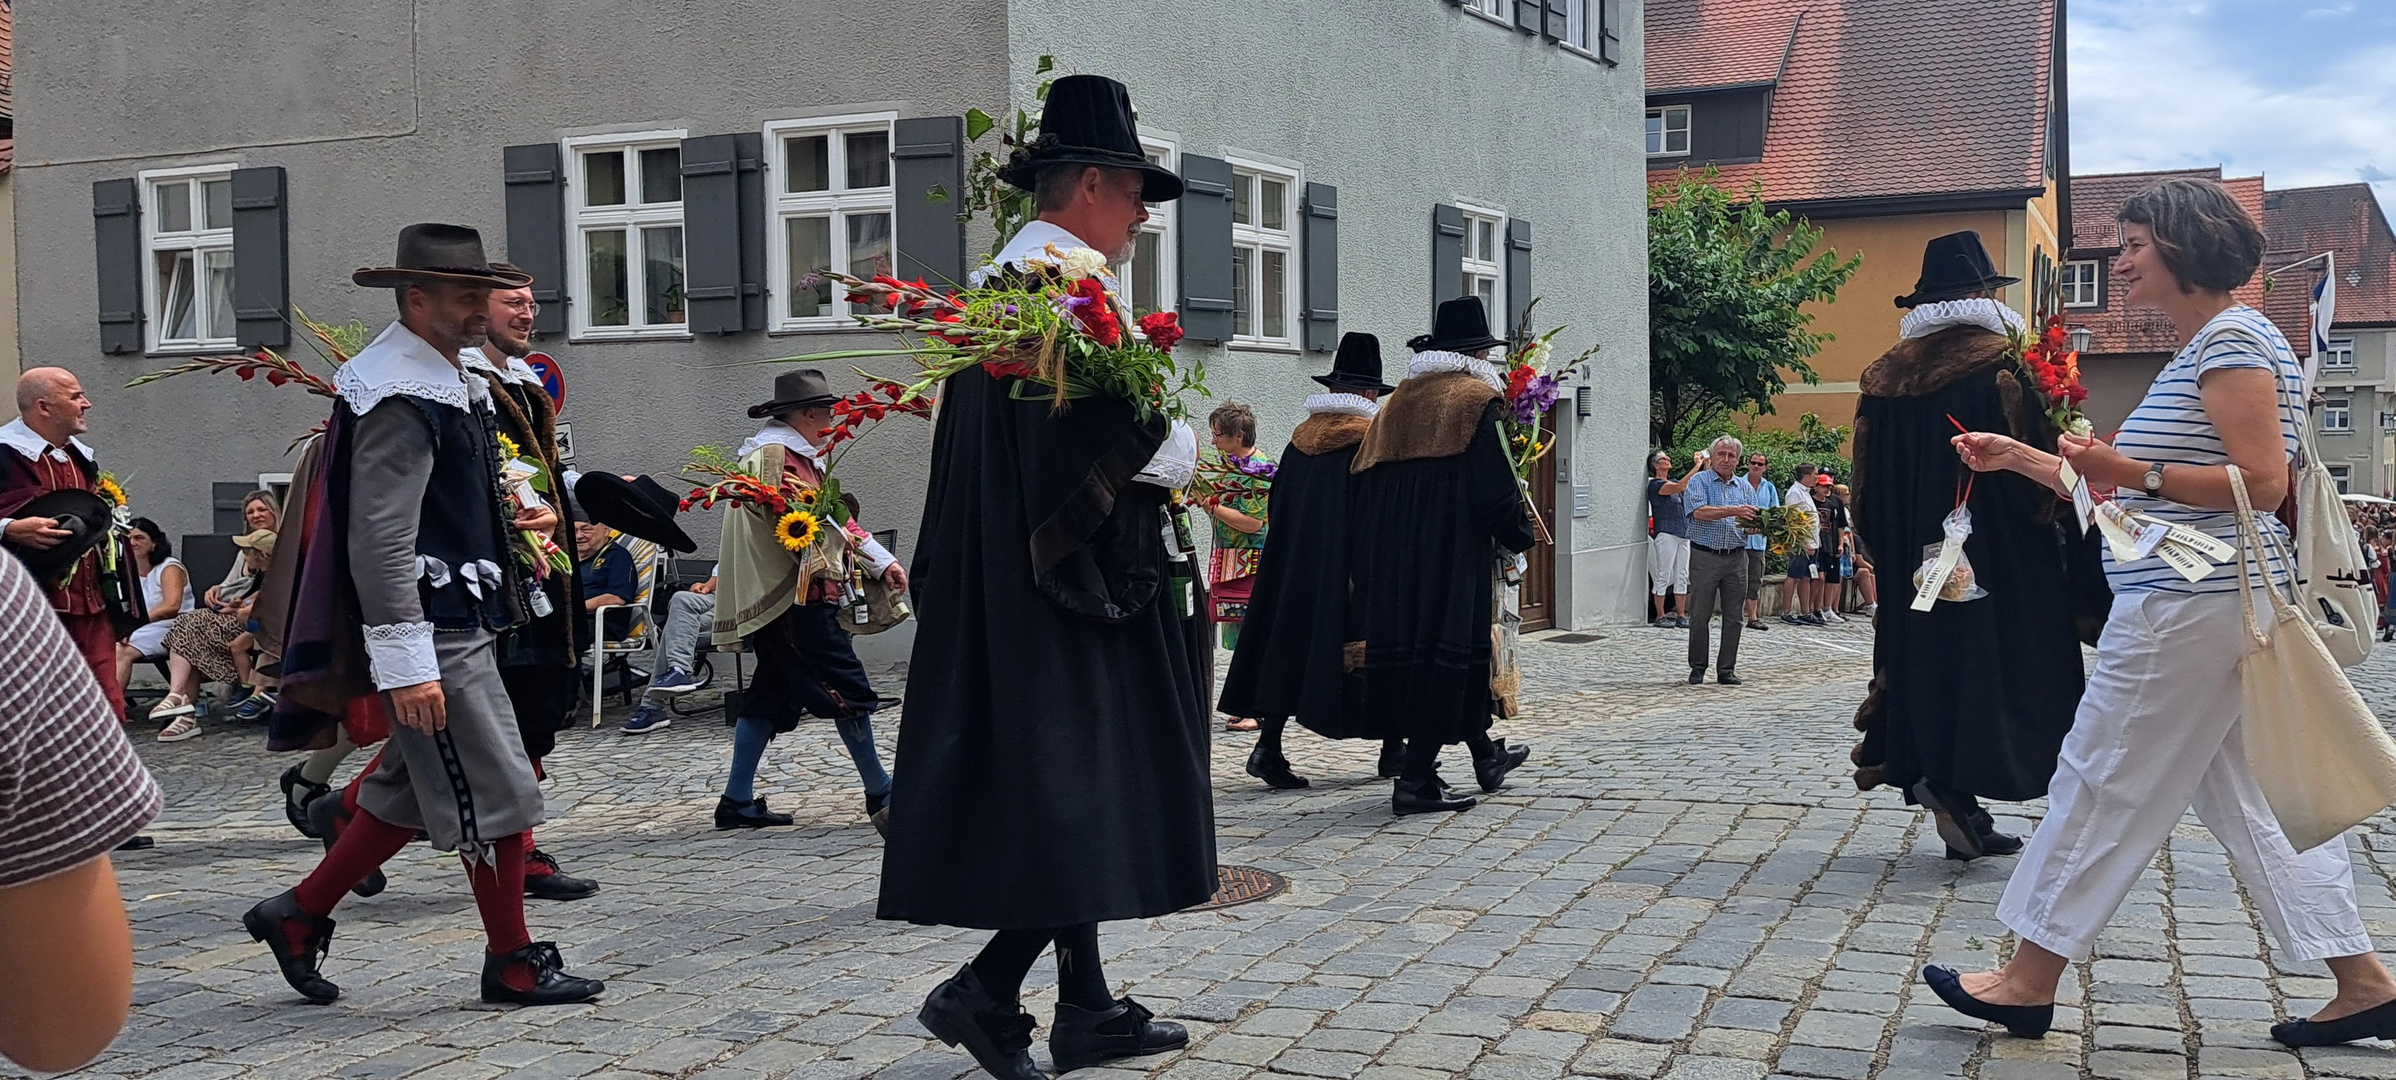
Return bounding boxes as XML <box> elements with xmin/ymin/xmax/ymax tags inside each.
<box><xmin>1910</xmin><ymin>507</ymin><xmax>1986</xmax><ymax>609</ymax></box>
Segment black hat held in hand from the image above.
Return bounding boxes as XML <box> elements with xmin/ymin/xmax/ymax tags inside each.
<box><xmin>1000</xmin><ymin>74</ymin><xmax>1185</xmax><ymax>203</ymax></box>
<box><xmin>574</xmin><ymin>474</ymin><xmax>697</xmax><ymax>554</ymax></box>
<box><xmin>1315</xmin><ymin>333</ymin><xmax>1396</xmax><ymax>393</ymax></box>
<box><xmin>1895</xmin><ymin>230</ymin><xmax>2020</xmax><ymax>308</ymax></box>
<box><xmin>5</xmin><ymin>488</ymin><xmax>115</xmax><ymax>585</ymax></box>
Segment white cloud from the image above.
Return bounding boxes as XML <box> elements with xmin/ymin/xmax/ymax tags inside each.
<box><xmin>2072</xmin><ymin>0</ymin><xmax>2396</xmax><ymax>207</ymax></box>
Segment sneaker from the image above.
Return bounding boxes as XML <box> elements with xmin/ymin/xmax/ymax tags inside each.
<box><xmin>1781</xmin><ymin>613</ymin><xmax>1806</xmax><ymax>626</ymax></box>
<box><xmin>1802</xmin><ymin>613</ymin><xmax>1827</xmax><ymax>626</ymax></box>
<box><xmin>229</xmin><ymin>690</ymin><xmax>278</xmax><ymax>722</ymax></box>
<box><xmin>1821</xmin><ymin>610</ymin><xmax>1846</xmax><ymax>624</ymax></box>
<box><xmin>151</xmin><ymin>691</ymin><xmax>197</xmax><ymax>719</ymax></box>
<box><xmin>1865</xmin><ymin>603</ymin><xmax>1879</xmax><ymax>616</ymax></box>
<box><xmin>621</xmin><ymin>706</ymin><xmax>671</xmax><ymax>735</ymax></box>
<box><xmin>648</xmin><ymin>669</ymin><xmax>702</xmax><ymax>696</ymax></box>
<box><xmin>157</xmin><ymin>714</ymin><xmax>201</xmax><ymax>742</ymax></box>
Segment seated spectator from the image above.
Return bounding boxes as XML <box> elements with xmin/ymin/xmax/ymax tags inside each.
<box><xmin>112</xmin><ymin>518</ymin><xmax>192</xmax><ymax>694</ymax></box>
<box><xmin>153</xmin><ymin>529</ymin><xmax>275</xmax><ymax>741</ymax></box>
<box><xmin>623</xmin><ymin>569</ymin><xmax>716</xmax><ymax>735</ymax></box>
<box><xmin>577</xmin><ymin>520</ymin><xmax>638</xmax><ymax>643</ymax></box>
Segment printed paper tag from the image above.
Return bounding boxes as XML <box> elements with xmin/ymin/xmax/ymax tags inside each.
<box><xmin>2059</xmin><ymin>461</ymin><xmax>2094</xmax><ymax>534</ymax></box>
<box><xmin>2130</xmin><ymin>519</ymin><xmax>2171</xmax><ymax>560</ymax></box>
<box><xmin>2093</xmin><ymin>502</ymin><xmax>2143</xmax><ymax>562</ymax></box>
<box><xmin>2162</xmin><ymin>523</ymin><xmax>2235</xmax><ymax>563</ymax></box>
<box><xmin>2153</xmin><ymin>538</ymin><xmax>2218</xmax><ymax>583</ymax></box>
<box><xmin>1910</xmin><ymin>536</ymin><xmax>1965</xmax><ymax>612</ymax></box>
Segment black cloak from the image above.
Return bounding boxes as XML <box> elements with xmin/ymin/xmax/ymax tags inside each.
<box><xmin>877</xmin><ymin>366</ymin><xmax>1218</xmax><ymax>930</ymax></box>
<box><xmin>1217</xmin><ymin>410</ymin><xmax>1376</xmax><ymax>739</ymax></box>
<box><xmin>483</xmin><ymin>374</ymin><xmax>587</xmax><ymax>757</ymax></box>
<box><xmin>1850</xmin><ymin>325</ymin><xmax>2110</xmax><ymax>803</ymax></box>
<box><xmin>1346</xmin><ymin>373</ymin><xmax>1534</xmax><ymax>747</ymax></box>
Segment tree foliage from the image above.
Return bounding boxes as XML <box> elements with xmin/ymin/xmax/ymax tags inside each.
<box><xmin>1648</xmin><ymin>170</ymin><xmax>1862</xmax><ymax>449</ymax></box>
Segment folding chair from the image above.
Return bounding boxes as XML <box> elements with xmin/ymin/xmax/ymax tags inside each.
<box><xmin>588</xmin><ymin>537</ymin><xmax>663</xmax><ymax>727</ymax></box>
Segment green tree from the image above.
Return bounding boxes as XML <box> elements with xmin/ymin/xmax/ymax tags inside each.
<box><xmin>1648</xmin><ymin>170</ymin><xmax>1862</xmax><ymax>449</ymax></box>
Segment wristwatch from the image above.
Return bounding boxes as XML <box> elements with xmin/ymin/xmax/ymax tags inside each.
<box><xmin>2143</xmin><ymin>462</ymin><xmax>2166</xmax><ymax>496</ymax></box>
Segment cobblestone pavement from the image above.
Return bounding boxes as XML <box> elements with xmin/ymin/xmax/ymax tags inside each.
<box><xmin>26</xmin><ymin>616</ymin><xmax>2396</xmax><ymax>1080</ymax></box>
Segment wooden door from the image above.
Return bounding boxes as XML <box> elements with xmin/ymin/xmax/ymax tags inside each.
<box><xmin>1518</xmin><ymin>413</ymin><xmax>1559</xmax><ymax>632</ymax></box>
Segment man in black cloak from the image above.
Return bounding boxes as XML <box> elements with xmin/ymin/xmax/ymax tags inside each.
<box><xmin>880</xmin><ymin>75</ymin><xmax>1210</xmax><ymax>1080</ymax></box>
<box><xmin>1349</xmin><ymin>298</ymin><xmax>1536</xmax><ymax>816</ymax></box>
<box><xmin>1849</xmin><ymin>231</ymin><xmax>2109</xmax><ymax>860</ymax></box>
<box><xmin>1217</xmin><ymin>333</ymin><xmax>1394</xmax><ymax>790</ymax></box>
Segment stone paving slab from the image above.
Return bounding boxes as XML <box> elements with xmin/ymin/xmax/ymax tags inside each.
<box><xmin>18</xmin><ymin>617</ymin><xmax>2396</xmax><ymax>1079</ymax></box>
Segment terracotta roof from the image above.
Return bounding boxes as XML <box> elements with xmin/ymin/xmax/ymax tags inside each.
<box><xmin>1644</xmin><ymin>0</ymin><xmax>2058</xmax><ymax>204</ymax></box>
<box><xmin>1</xmin><ymin>1</ymin><xmax>14</xmax><ymax>125</ymax></box>
<box><xmin>2261</xmin><ymin>183</ymin><xmax>2396</xmax><ymax>331</ymax></box>
<box><xmin>2064</xmin><ymin>169</ymin><xmax>2293</xmax><ymax>355</ymax></box>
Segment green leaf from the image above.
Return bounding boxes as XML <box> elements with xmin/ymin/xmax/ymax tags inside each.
<box><xmin>1036</xmin><ymin>55</ymin><xmax>1056</xmax><ymax>74</ymax></box>
<box><xmin>926</xmin><ymin>183</ymin><xmax>950</xmax><ymax>204</ymax></box>
<box><xmin>965</xmin><ymin>108</ymin><xmax>995</xmax><ymax>142</ymax></box>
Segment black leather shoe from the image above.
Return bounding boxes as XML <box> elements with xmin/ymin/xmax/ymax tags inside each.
<box><xmin>522</xmin><ymin>849</ymin><xmax>599</xmax><ymax>901</ymax></box>
<box><xmin>243</xmin><ymin>890</ymin><xmax>340</xmax><ymax>1004</ymax></box>
<box><xmin>2272</xmin><ymin>997</ymin><xmax>2396</xmax><ymax>1046</ymax></box>
<box><xmin>1689</xmin><ymin>668</ymin><xmax>1706</xmax><ymax>685</ymax></box>
<box><xmin>480</xmin><ymin>942</ymin><xmax>604</xmax><ymax>1006</ymax></box>
<box><xmin>1716</xmin><ymin>671</ymin><xmax>1742</xmax><ymax>686</ymax></box>
<box><xmin>1913</xmin><ymin>781</ymin><xmax>1984</xmax><ymax>860</ymax></box>
<box><xmin>281</xmin><ymin>765</ymin><xmax>330</xmax><ymax>839</ymax></box>
<box><xmin>1921</xmin><ymin>965</ymin><xmax>2051</xmax><ymax>1038</ymax></box>
<box><xmin>917</xmin><ymin>966</ymin><xmax>1043</xmax><ymax>1080</ymax></box>
<box><xmin>1246</xmin><ymin>746</ymin><xmax>1310</xmax><ymax>790</ymax></box>
<box><xmin>866</xmin><ymin>790</ymin><xmax>892</xmax><ymax>838</ymax></box>
<box><xmin>306</xmin><ymin>793</ymin><xmax>386</xmax><ymax>897</ymax></box>
<box><xmin>1377</xmin><ymin>741</ymin><xmax>1404</xmax><ymax>779</ymax></box>
<box><xmin>1052</xmin><ymin>996</ymin><xmax>1189</xmax><ymax>1073</ymax></box>
<box><xmin>1970</xmin><ymin>809</ymin><xmax>2025</xmax><ymax>857</ymax></box>
<box><xmin>714</xmin><ymin>796</ymin><xmax>793</xmax><ymax>830</ymax></box>
<box><xmin>1473</xmin><ymin>739</ymin><xmax>1530</xmax><ymax>793</ymax></box>
<box><xmin>1393</xmin><ymin>777</ymin><xmax>1476</xmax><ymax>815</ymax></box>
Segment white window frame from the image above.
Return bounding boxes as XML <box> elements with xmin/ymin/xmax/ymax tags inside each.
<box><xmin>1460</xmin><ymin>206</ymin><xmax>1507</xmax><ymax>341</ymax></box>
<box><xmin>1460</xmin><ymin>0</ymin><xmax>1508</xmax><ymax>24</ymax></box>
<box><xmin>2324</xmin><ymin>397</ymin><xmax>2354</xmax><ymax>433</ymax></box>
<box><xmin>1111</xmin><ymin>137</ymin><xmax>1180</xmax><ymax>327</ymax></box>
<box><xmin>563</xmin><ymin>129</ymin><xmax>691</xmax><ymax>342</ymax></box>
<box><xmin>2061</xmin><ymin>260</ymin><xmax>2101</xmax><ymax>308</ymax></box>
<box><xmin>2330</xmin><ymin>464</ymin><xmax>2353</xmax><ymax>493</ymax></box>
<box><xmin>1227</xmin><ymin>156</ymin><xmax>1301</xmax><ymax>352</ymax></box>
<box><xmin>1562</xmin><ymin>0</ymin><xmax>1594</xmax><ymax>52</ymax></box>
<box><xmin>1646</xmin><ymin>106</ymin><xmax>1691</xmax><ymax>158</ymax></box>
<box><xmin>763</xmin><ymin>111</ymin><xmax>900</xmax><ymax>332</ymax></box>
<box><xmin>139</xmin><ymin>163</ymin><xmax>240</xmax><ymax>355</ymax></box>
<box><xmin>2324</xmin><ymin>337</ymin><xmax>2357</xmax><ymax>371</ymax></box>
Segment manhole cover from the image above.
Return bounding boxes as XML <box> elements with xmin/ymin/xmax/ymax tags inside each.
<box><xmin>1187</xmin><ymin>865</ymin><xmax>1288</xmax><ymax>911</ymax></box>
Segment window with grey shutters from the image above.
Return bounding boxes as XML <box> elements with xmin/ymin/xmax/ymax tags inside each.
<box><xmin>892</xmin><ymin>116</ymin><xmax>967</xmax><ymax>290</ymax></box>
<box><xmin>680</xmin><ymin>133</ymin><xmax>765</xmax><ymax>335</ymax></box>
<box><xmin>138</xmin><ymin>164</ymin><xmax>241</xmax><ymax>354</ymax></box>
<box><xmin>1599</xmin><ymin>0</ymin><xmax>1621</xmax><ymax>62</ymax></box>
<box><xmin>767</xmin><ymin>112</ymin><xmax>896</xmax><ymax>329</ymax></box>
<box><xmin>1506</xmin><ymin>218</ymin><xmax>1533</xmax><ymax>338</ymax></box>
<box><xmin>1302</xmin><ymin>183</ymin><xmax>1338</xmax><ymax>353</ymax></box>
<box><xmin>1431</xmin><ymin>204</ymin><xmax>1466</xmax><ymax>323</ymax></box>
<box><xmin>1514</xmin><ymin>0</ymin><xmax>1542</xmax><ymax>33</ymax></box>
<box><xmin>93</xmin><ymin>178</ymin><xmax>144</xmax><ymax>355</ymax></box>
<box><xmin>230</xmin><ymin>166</ymin><xmax>289</xmax><ymax>348</ymax></box>
<box><xmin>504</xmin><ymin>143</ymin><xmax>569</xmax><ymax>336</ymax></box>
<box><xmin>1177</xmin><ymin>154</ymin><xmax>1236</xmax><ymax>345</ymax></box>
<box><xmin>563</xmin><ymin>129</ymin><xmax>691</xmax><ymax>339</ymax></box>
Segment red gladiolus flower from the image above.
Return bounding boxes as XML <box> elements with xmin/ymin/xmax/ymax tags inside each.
<box><xmin>237</xmin><ymin>367</ymin><xmax>258</xmax><ymax>381</ymax></box>
<box><xmin>1137</xmin><ymin>311</ymin><xmax>1184</xmax><ymax>352</ymax></box>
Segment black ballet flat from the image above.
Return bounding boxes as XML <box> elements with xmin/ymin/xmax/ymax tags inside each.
<box><xmin>1921</xmin><ymin>965</ymin><xmax>2051</xmax><ymax>1038</ymax></box>
<box><xmin>2272</xmin><ymin>998</ymin><xmax>2396</xmax><ymax>1047</ymax></box>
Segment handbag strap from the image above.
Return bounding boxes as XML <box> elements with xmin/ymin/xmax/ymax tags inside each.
<box><xmin>2228</xmin><ymin>464</ymin><xmax>2301</xmax><ymax>647</ymax></box>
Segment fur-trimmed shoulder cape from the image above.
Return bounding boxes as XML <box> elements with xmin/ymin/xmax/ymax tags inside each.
<box><xmin>1352</xmin><ymin>371</ymin><xmax>1500</xmax><ymax>472</ymax></box>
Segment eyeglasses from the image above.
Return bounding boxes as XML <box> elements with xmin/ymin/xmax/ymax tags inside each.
<box><xmin>1748</xmin><ymin>460</ymin><xmax>1768</xmax><ymax>467</ymax></box>
<box><xmin>497</xmin><ymin>299</ymin><xmax>542</xmax><ymax>316</ymax></box>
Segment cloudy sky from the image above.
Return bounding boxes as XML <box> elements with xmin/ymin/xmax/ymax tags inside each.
<box><xmin>2070</xmin><ymin>0</ymin><xmax>2396</xmax><ymax>204</ymax></box>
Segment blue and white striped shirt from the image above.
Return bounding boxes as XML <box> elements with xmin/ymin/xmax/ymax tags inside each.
<box><xmin>1682</xmin><ymin>468</ymin><xmax>1755</xmax><ymax>552</ymax></box>
<box><xmin>2107</xmin><ymin>305</ymin><xmax>2301</xmax><ymax>595</ymax></box>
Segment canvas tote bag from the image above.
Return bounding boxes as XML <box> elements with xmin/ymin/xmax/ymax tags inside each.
<box><xmin>2229</xmin><ymin>465</ymin><xmax>2396</xmax><ymax>852</ymax></box>
<box><xmin>2290</xmin><ymin>400</ymin><xmax>2375</xmax><ymax>666</ymax></box>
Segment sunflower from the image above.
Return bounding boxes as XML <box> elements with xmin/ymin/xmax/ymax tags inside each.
<box><xmin>95</xmin><ymin>474</ymin><xmax>127</xmax><ymax>508</ymax></box>
<box><xmin>495</xmin><ymin>433</ymin><xmax>523</xmax><ymax>461</ymax></box>
<box><xmin>774</xmin><ymin>509</ymin><xmax>822</xmax><ymax>553</ymax></box>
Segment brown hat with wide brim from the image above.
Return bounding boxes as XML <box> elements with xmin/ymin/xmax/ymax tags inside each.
<box><xmin>353</xmin><ymin>223</ymin><xmax>535</xmax><ymax>289</ymax></box>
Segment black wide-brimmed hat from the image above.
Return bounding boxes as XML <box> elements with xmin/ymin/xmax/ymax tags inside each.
<box><xmin>5</xmin><ymin>489</ymin><xmax>115</xmax><ymax>584</ymax></box>
<box><xmin>1314</xmin><ymin>332</ymin><xmax>1396</xmax><ymax>393</ymax></box>
<box><xmin>1894</xmin><ymin>230</ymin><xmax>2020</xmax><ymax>308</ymax></box>
<box><xmin>353</xmin><ymin>223</ymin><xmax>535</xmax><ymax>289</ymax></box>
<box><xmin>748</xmin><ymin>369</ymin><xmax>840</xmax><ymax>419</ymax></box>
<box><xmin>1408</xmin><ymin>296</ymin><xmax>1508</xmax><ymax>354</ymax></box>
<box><xmin>574</xmin><ymin>473</ymin><xmax>696</xmax><ymax>554</ymax></box>
<box><xmin>1000</xmin><ymin>74</ymin><xmax>1185</xmax><ymax>203</ymax></box>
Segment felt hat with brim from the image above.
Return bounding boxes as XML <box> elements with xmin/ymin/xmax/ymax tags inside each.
<box><xmin>1314</xmin><ymin>332</ymin><xmax>1396</xmax><ymax>393</ymax></box>
<box><xmin>1408</xmin><ymin>296</ymin><xmax>1508</xmax><ymax>354</ymax></box>
<box><xmin>575</xmin><ymin>473</ymin><xmax>696</xmax><ymax>554</ymax></box>
<box><xmin>1000</xmin><ymin>74</ymin><xmax>1185</xmax><ymax>203</ymax></box>
<box><xmin>353</xmin><ymin>223</ymin><xmax>535</xmax><ymax>290</ymax></box>
<box><xmin>5</xmin><ymin>489</ymin><xmax>113</xmax><ymax>584</ymax></box>
<box><xmin>1894</xmin><ymin>230</ymin><xmax>2019</xmax><ymax>308</ymax></box>
<box><xmin>748</xmin><ymin>369</ymin><xmax>840</xmax><ymax>419</ymax></box>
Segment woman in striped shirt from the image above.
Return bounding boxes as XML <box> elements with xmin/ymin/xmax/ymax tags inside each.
<box><xmin>1922</xmin><ymin>177</ymin><xmax>2396</xmax><ymax>1046</ymax></box>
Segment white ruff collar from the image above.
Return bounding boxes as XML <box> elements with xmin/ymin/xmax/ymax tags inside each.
<box><xmin>0</xmin><ymin>417</ymin><xmax>92</xmax><ymax>463</ymax></box>
<box><xmin>1899</xmin><ymin>298</ymin><xmax>2026</xmax><ymax>341</ymax></box>
<box><xmin>738</xmin><ymin>421</ymin><xmax>824</xmax><ymax>464</ymax></box>
<box><xmin>1304</xmin><ymin>392</ymin><xmax>1379</xmax><ymax>418</ymax></box>
<box><xmin>461</xmin><ymin>347</ymin><xmax>541</xmax><ymax>388</ymax></box>
<box><xmin>1407</xmin><ymin>350</ymin><xmax>1505</xmax><ymax>392</ymax></box>
<box><xmin>336</xmin><ymin>322</ymin><xmax>487</xmax><ymax>414</ymax></box>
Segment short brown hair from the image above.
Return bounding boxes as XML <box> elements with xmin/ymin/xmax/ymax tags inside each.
<box><xmin>1209</xmin><ymin>401</ymin><xmax>1257</xmax><ymax>447</ymax></box>
<box><xmin>2118</xmin><ymin>178</ymin><xmax>2266</xmax><ymax>295</ymax></box>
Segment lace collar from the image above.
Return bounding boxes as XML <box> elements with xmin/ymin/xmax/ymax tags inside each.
<box><xmin>461</xmin><ymin>347</ymin><xmax>541</xmax><ymax>388</ymax></box>
<box><xmin>336</xmin><ymin>322</ymin><xmax>486</xmax><ymax>414</ymax></box>
<box><xmin>1304</xmin><ymin>392</ymin><xmax>1379</xmax><ymax>418</ymax></box>
<box><xmin>1407</xmin><ymin>350</ymin><xmax>1505</xmax><ymax>392</ymax></box>
<box><xmin>1899</xmin><ymin>298</ymin><xmax>2026</xmax><ymax>341</ymax></box>
<box><xmin>0</xmin><ymin>417</ymin><xmax>92</xmax><ymax>464</ymax></box>
<box><xmin>737</xmin><ymin>421</ymin><xmax>824</xmax><ymax>465</ymax></box>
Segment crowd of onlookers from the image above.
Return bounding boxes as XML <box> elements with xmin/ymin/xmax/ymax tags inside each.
<box><xmin>2348</xmin><ymin>500</ymin><xmax>2396</xmax><ymax>642</ymax></box>
<box><xmin>117</xmin><ymin>489</ymin><xmax>284</xmax><ymax>740</ymax></box>
<box><xmin>1646</xmin><ymin>447</ymin><xmax>1877</xmax><ymax>632</ymax></box>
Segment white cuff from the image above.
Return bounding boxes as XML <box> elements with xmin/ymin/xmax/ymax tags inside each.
<box><xmin>1135</xmin><ymin>420</ymin><xmax>1199</xmax><ymax>489</ymax></box>
<box><xmin>859</xmin><ymin>535</ymin><xmax>898</xmax><ymax>575</ymax></box>
<box><xmin>363</xmin><ymin>621</ymin><xmax>439</xmax><ymax>690</ymax></box>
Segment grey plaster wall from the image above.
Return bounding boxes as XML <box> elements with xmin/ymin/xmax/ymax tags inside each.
<box><xmin>15</xmin><ymin>0</ymin><xmax>1010</xmax><ymax>571</ymax></box>
<box><xmin>1009</xmin><ymin>0</ymin><xmax>1652</xmax><ymax>626</ymax></box>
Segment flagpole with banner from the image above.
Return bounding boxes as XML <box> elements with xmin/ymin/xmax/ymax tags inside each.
<box><xmin>2307</xmin><ymin>251</ymin><xmax>2337</xmax><ymax>394</ymax></box>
